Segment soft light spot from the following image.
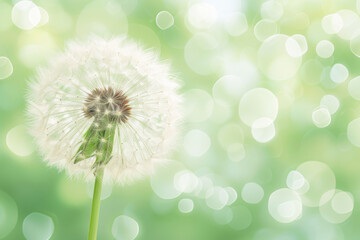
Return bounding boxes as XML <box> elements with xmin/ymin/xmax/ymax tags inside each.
<box><xmin>320</xmin><ymin>190</ymin><xmax>354</xmax><ymax>224</ymax></box>
<box><xmin>222</xmin><ymin>59</ymin><xmax>259</xmax><ymax>87</ymax></box>
<box><xmin>178</xmin><ymin>198</ymin><xmax>194</xmax><ymax>213</ymax></box>
<box><xmin>156</xmin><ymin>11</ymin><xmax>174</xmax><ymax>30</ymax></box>
<box><xmin>174</xmin><ymin>170</ymin><xmax>198</xmax><ymax>193</ymax></box>
<box><xmin>261</xmin><ymin>0</ymin><xmax>283</xmax><ymax>21</ymax></box>
<box><xmin>184</xmin><ymin>89</ymin><xmax>213</xmax><ymax>122</ymax></box>
<box><xmin>251</xmin><ymin>118</ymin><xmax>276</xmax><ymax>143</ymax></box>
<box><xmin>184</xmin><ymin>129</ymin><xmax>211</xmax><ymax>157</ymax></box>
<box><xmin>206</xmin><ymin>187</ymin><xmax>229</xmax><ymax>210</ymax></box>
<box><xmin>254</xmin><ymin>19</ymin><xmax>278</xmax><ymax>41</ymax></box>
<box><xmin>348</xmin><ymin>76</ymin><xmax>360</xmax><ymax>100</ymax></box>
<box><xmin>12</xmin><ymin>0</ymin><xmax>41</xmax><ymax>30</ymax></box>
<box><xmin>6</xmin><ymin>125</ymin><xmax>34</xmax><ymax>157</ymax></box>
<box><xmin>225</xmin><ymin>187</ymin><xmax>238</xmax><ymax>205</ymax></box>
<box><xmin>0</xmin><ymin>191</ymin><xmax>18</xmax><ymax>239</ymax></box>
<box><xmin>0</xmin><ymin>57</ymin><xmax>13</xmax><ymax>80</ymax></box>
<box><xmin>289</xmin><ymin>34</ymin><xmax>308</xmax><ymax>57</ymax></box>
<box><xmin>278</xmin><ymin>201</ymin><xmax>299</xmax><ymax>218</ymax></box>
<box><xmin>112</xmin><ymin>215</ymin><xmax>139</xmax><ymax>240</ymax></box>
<box><xmin>193</xmin><ymin>177</ymin><xmax>213</xmax><ymax>199</ymax></box>
<box><xmin>330</xmin><ymin>63</ymin><xmax>348</xmax><ymax>83</ymax></box>
<box><xmin>241</xmin><ymin>182</ymin><xmax>264</xmax><ymax>204</ymax></box>
<box><xmin>322</xmin><ymin>13</ymin><xmax>343</xmax><ymax>34</ymax></box>
<box><xmin>224</xmin><ymin>12</ymin><xmax>248</xmax><ymax>36</ymax></box>
<box><xmin>212</xmin><ymin>75</ymin><xmax>252</xmax><ymax>105</ymax></box>
<box><xmin>286</xmin><ymin>171</ymin><xmax>306</xmax><ymax>191</ymax></box>
<box><xmin>268</xmin><ymin>188</ymin><xmax>302</xmax><ymax>223</ymax></box>
<box><xmin>320</xmin><ymin>95</ymin><xmax>340</xmax><ymax>115</ymax></box>
<box><xmin>258</xmin><ymin>34</ymin><xmax>302</xmax><ymax>81</ymax></box>
<box><xmin>336</xmin><ymin>10</ymin><xmax>360</xmax><ymax>40</ymax></box>
<box><xmin>23</xmin><ymin>212</ymin><xmax>54</xmax><ymax>240</ymax></box>
<box><xmin>312</xmin><ymin>107</ymin><xmax>331</xmax><ymax>128</ymax></box>
<box><xmin>331</xmin><ymin>191</ymin><xmax>354</xmax><ymax>214</ymax></box>
<box><xmin>37</xmin><ymin>7</ymin><xmax>49</xmax><ymax>27</ymax></box>
<box><xmin>296</xmin><ymin>161</ymin><xmax>336</xmax><ymax>207</ymax></box>
<box><xmin>187</xmin><ymin>2</ymin><xmax>217</xmax><ymax>30</ymax></box>
<box><xmin>316</xmin><ymin>40</ymin><xmax>334</xmax><ymax>58</ymax></box>
<box><xmin>347</xmin><ymin>118</ymin><xmax>360</xmax><ymax>147</ymax></box>
<box><xmin>285</xmin><ymin>36</ymin><xmax>303</xmax><ymax>58</ymax></box>
<box><xmin>350</xmin><ymin>33</ymin><xmax>360</xmax><ymax>57</ymax></box>
<box><xmin>150</xmin><ymin>161</ymin><xmax>184</xmax><ymax>199</ymax></box>
<box><xmin>239</xmin><ymin>88</ymin><xmax>278</xmax><ymax>126</ymax></box>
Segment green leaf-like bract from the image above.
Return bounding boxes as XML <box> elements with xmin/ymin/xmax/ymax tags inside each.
<box><xmin>73</xmin><ymin>117</ymin><xmax>116</xmax><ymax>168</ymax></box>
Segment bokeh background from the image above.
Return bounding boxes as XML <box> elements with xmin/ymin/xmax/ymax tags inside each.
<box><xmin>2</xmin><ymin>0</ymin><xmax>360</xmax><ymax>239</ymax></box>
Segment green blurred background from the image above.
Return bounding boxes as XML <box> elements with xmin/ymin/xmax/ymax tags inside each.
<box><xmin>2</xmin><ymin>0</ymin><xmax>360</xmax><ymax>239</ymax></box>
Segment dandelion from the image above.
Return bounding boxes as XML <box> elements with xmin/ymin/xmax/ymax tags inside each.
<box><xmin>27</xmin><ymin>35</ymin><xmax>182</xmax><ymax>239</ymax></box>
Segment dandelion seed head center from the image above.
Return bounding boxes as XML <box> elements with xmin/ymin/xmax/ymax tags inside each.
<box><xmin>84</xmin><ymin>87</ymin><xmax>131</xmax><ymax>124</ymax></box>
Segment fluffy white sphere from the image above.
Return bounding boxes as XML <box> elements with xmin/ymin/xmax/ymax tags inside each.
<box><xmin>27</xmin><ymin>35</ymin><xmax>182</xmax><ymax>184</ymax></box>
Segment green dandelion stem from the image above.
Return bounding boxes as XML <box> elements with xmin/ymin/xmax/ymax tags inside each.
<box><xmin>76</xmin><ymin>118</ymin><xmax>116</xmax><ymax>239</ymax></box>
<box><xmin>88</xmin><ymin>166</ymin><xmax>104</xmax><ymax>240</ymax></box>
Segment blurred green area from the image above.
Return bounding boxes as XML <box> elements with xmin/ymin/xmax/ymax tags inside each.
<box><xmin>2</xmin><ymin>0</ymin><xmax>360</xmax><ymax>239</ymax></box>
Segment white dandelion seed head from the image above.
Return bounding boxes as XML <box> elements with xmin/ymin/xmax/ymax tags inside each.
<box><xmin>27</xmin><ymin>35</ymin><xmax>182</xmax><ymax>185</ymax></box>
